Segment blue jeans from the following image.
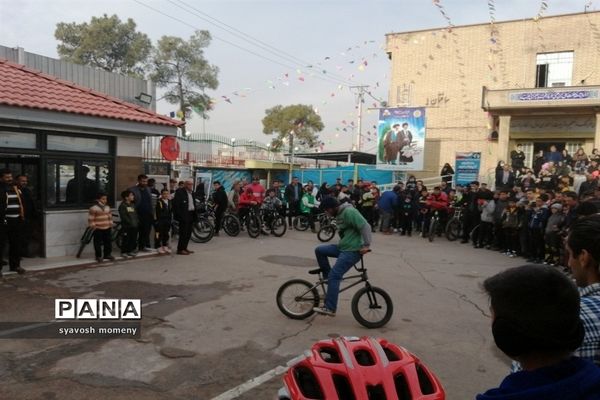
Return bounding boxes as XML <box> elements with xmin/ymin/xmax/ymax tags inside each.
<box><xmin>315</xmin><ymin>244</ymin><xmax>361</xmax><ymax>311</ymax></box>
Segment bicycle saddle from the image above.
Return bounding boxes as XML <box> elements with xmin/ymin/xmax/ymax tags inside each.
<box><xmin>308</xmin><ymin>268</ymin><xmax>323</xmax><ymax>275</ymax></box>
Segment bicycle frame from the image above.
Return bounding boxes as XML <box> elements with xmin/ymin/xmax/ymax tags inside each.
<box><xmin>298</xmin><ymin>258</ymin><xmax>370</xmax><ymax>299</ymax></box>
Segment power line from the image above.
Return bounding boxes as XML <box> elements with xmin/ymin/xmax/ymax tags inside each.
<box><xmin>133</xmin><ymin>0</ymin><xmax>357</xmax><ymax>88</ymax></box>
<box><xmin>170</xmin><ymin>0</ymin><xmax>358</xmax><ymax>86</ymax></box>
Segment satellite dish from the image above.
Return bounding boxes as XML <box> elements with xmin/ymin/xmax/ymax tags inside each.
<box><xmin>160</xmin><ymin>136</ymin><xmax>180</xmax><ymax>161</ymax></box>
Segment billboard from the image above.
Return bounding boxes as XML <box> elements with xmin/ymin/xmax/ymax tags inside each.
<box><xmin>376</xmin><ymin>107</ymin><xmax>426</xmax><ymax>171</ymax></box>
<box><xmin>454</xmin><ymin>152</ymin><xmax>481</xmax><ymax>186</ymax></box>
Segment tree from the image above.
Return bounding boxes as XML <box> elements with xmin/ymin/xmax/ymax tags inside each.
<box><xmin>150</xmin><ymin>30</ymin><xmax>219</xmax><ymax>122</ymax></box>
<box><xmin>262</xmin><ymin>105</ymin><xmax>324</xmax><ymax>153</ymax></box>
<box><xmin>55</xmin><ymin>14</ymin><xmax>151</xmax><ymax>77</ymax></box>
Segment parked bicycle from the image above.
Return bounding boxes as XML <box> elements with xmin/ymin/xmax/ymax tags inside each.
<box><xmin>276</xmin><ymin>253</ymin><xmax>393</xmax><ymax>329</ymax></box>
<box><xmin>239</xmin><ymin>206</ymin><xmax>262</xmax><ymax>238</ymax></box>
<box><xmin>202</xmin><ymin>201</ymin><xmax>241</xmax><ymax>237</ymax></box>
<box><xmin>76</xmin><ymin>213</ymin><xmax>122</xmax><ymax>258</ymax></box>
<box><xmin>293</xmin><ymin>212</ymin><xmax>327</xmax><ymax>231</ymax></box>
<box><xmin>445</xmin><ymin>207</ymin><xmax>464</xmax><ymax>241</ymax></box>
<box><xmin>317</xmin><ymin>215</ymin><xmax>337</xmax><ymax>242</ymax></box>
<box><xmin>260</xmin><ymin>208</ymin><xmax>287</xmax><ymax>237</ymax></box>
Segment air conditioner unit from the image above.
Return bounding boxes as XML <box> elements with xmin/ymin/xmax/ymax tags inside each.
<box><xmin>552</xmin><ymin>82</ymin><xmax>566</xmax><ymax>87</ymax></box>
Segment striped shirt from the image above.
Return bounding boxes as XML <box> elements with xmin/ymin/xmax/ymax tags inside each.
<box><xmin>577</xmin><ymin>283</ymin><xmax>600</xmax><ymax>366</ymax></box>
<box><xmin>5</xmin><ymin>186</ymin><xmax>23</xmax><ymax>219</ymax></box>
<box><xmin>88</xmin><ymin>202</ymin><xmax>113</xmax><ymax>230</ymax></box>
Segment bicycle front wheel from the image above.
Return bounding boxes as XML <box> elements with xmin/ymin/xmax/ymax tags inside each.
<box><xmin>76</xmin><ymin>227</ymin><xmax>94</xmax><ymax>258</ymax></box>
<box><xmin>293</xmin><ymin>216</ymin><xmax>309</xmax><ymax>231</ymax></box>
<box><xmin>428</xmin><ymin>219</ymin><xmax>437</xmax><ymax>242</ymax></box>
<box><xmin>445</xmin><ymin>219</ymin><xmax>461</xmax><ymax>241</ymax></box>
<box><xmin>222</xmin><ymin>214</ymin><xmax>241</xmax><ymax>237</ymax></box>
<box><xmin>191</xmin><ymin>218</ymin><xmax>214</xmax><ymax>243</ymax></box>
<box><xmin>270</xmin><ymin>215</ymin><xmax>287</xmax><ymax>237</ymax></box>
<box><xmin>247</xmin><ymin>214</ymin><xmax>261</xmax><ymax>238</ymax></box>
<box><xmin>351</xmin><ymin>286</ymin><xmax>393</xmax><ymax>329</ymax></box>
<box><xmin>276</xmin><ymin>279</ymin><xmax>320</xmax><ymax>320</ymax></box>
<box><xmin>317</xmin><ymin>225</ymin><xmax>336</xmax><ymax>242</ymax></box>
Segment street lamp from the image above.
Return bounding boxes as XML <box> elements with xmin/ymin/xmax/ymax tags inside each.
<box><xmin>231</xmin><ymin>137</ymin><xmax>236</xmax><ymax>165</ymax></box>
<box><xmin>266</xmin><ymin>143</ymin><xmax>271</xmax><ymax>161</ymax></box>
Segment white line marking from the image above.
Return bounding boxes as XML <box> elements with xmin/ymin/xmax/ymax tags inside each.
<box><xmin>208</xmin><ymin>365</ymin><xmax>288</xmax><ymax>400</ymax></box>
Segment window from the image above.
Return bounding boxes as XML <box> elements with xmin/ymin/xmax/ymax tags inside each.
<box><xmin>0</xmin><ymin>131</ymin><xmax>37</xmax><ymax>149</ymax></box>
<box><xmin>535</xmin><ymin>52</ymin><xmax>573</xmax><ymax>88</ymax></box>
<box><xmin>47</xmin><ymin>135</ymin><xmax>109</xmax><ymax>154</ymax></box>
<box><xmin>46</xmin><ymin>159</ymin><xmax>113</xmax><ymax>207</ymax></box>
<box><xmin>519</xmin><ymin>142</ymin><xmax>534</xmax><ymax>168</ymax></box>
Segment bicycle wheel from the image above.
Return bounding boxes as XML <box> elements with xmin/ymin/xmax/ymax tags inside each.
<box><xmin>247</xmin><ymin>214</ymin><xmax>261</xmax><ymax>238</ymax></box>
<box><xmin>317</xmin><ymin>225</ymin><xmax>336</xmax><ymax>242</ymax></box>
<box><xmin>276</xmin><ymin>279</ymin><xmax>320</xmax><ymax>320</ymax></box>
<box><xmin>191</xmin><ymin>218</ymin><xmax>214</xmax><ymax>243</ymax></box>
<box><xmin>428</xmin><ymin>218</ymin><xmax>437</xmax><ymax>242</ymax></box>
<box><xmin>222</xmin><ymin>214</ymin><xmax>241</xmax><ymax>237</ymax></box>
<box><xmin>112</xmin><ymin>223</ymin><xmax>123</xmax><ymax>250</ymax></box>
<box><xmin>76</xmin><ymin>227</ymin><xmax>94</xmax><ymax>258</ymax></box>
<box><xmin>470</xmin><ymin>224</ymin><xmax>481</xmax><ymax>243</ymax></box>
<box><xmin>445</xmin><ymin>219</ymin><xmax>461</xmax><ymax>241</ymax></box>
<box><xmin>293</xmin><ymin>215</ymin><xmax>309</xmax><ymax>231</ymax></box>
<box><xmin>270</xmin><ymin>215</ymin><xmax>287</xmax><ymax>237</ymax></box>
<box><xmin>351</xmin><ymin>285</ymin><xmax>394</xmax><ymax>329</ymax></box>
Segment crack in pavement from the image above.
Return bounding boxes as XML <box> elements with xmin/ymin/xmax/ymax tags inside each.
<box><xmin>442</xmin><ymin>287</ymin><xmax>491</xmax><ymax>318</ymax></box>
<box><xmin>267</xmin><ymin>318</ymin><xmax>315</xmax><ymax>352</ymax></box>
<box><xmin>399</xmin><ymin>251</ymin><xmax>436</xmax><ymax>288</ymax></box>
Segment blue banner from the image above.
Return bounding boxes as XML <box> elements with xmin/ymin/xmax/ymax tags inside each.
<box><xmin>454</xmin><ymin>152</ymin><xmax>481</xmax><ymax>186</ymax></box>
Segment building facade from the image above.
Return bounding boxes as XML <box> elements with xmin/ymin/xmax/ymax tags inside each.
<box><xmin>386</xmin><ymin>11</ymin><xmax>600</xmax><ymax>181</ymax></box>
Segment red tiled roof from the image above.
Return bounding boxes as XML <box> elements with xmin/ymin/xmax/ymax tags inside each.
<box><xmin>0</xmin><ymin>59</ymin><xmax>184</xmax><ymax>127</ymax></box>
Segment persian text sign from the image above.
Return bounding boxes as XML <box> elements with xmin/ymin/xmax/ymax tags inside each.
<box><xmin>454</xmin><ymin>152</ymin><xmax>481</xmax><ymax>186</ymax></box>
<box><xmin>509</xmin><ymin>89</ymin><xmax>600</xmax><ymax>102</ymax></box>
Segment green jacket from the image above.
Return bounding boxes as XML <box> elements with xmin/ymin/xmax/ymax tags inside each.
<box><xmin>300</xmin><ymin>193</ymin><xmax>316</xmax><ymax>214</ymax></box>
<box><xmin>336</xmin><ymin>203</ymin><xmax>371</xmax><ymax>251</ymax></box>
<box><xmin>119</xmin><ymin>202</ymin><xmax>139</xmax><ymax>228</ymax></box>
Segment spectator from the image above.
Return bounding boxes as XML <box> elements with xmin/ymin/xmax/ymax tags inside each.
<box><xmin>546</xmin><ymin>145</ymin><xmax>563</xmax><ymax>164</ymax></box>
<box><xmin>211</xmin><ymin>181</ymin><xmax>228</xmax><ymax>237</ymax></box>
<box><xmin>477</xmin><ymin>265</ymin><xmax>600</xmax><ymax>400</ymax></box>
<box><xmin>0</xmin><ymin>168</ymin><xmax>26</xmax><ymax>276</ymax></box>
<box><xmin>129</xmin><ymin>174</ymin><xmax>154</xmax><ymax>252</ymax></box>
<box><xmin>591</xmin><ymin>148</ymin><xmax>600</xmax><ymax>164</ymax></box>
<box><xmin>377</xmin><ymin>186</ymin><xmax>399</xmax><ymax>235</ymax></box>
<box><xmin>567</xmin><ymin>214</ymin><xmax>600</xmax><ymax>366</ymax></box>
<box><xmin>118</xmin><ymin>190</ymin><xmax>139</xmax><ymax>258</ymax></box>
<box><xmin>500</xmin><ymin>198</ymin><xmax>520</xmax><ymax>257</ymax></box>
<box><xmin>227</xmin><ymin>181</ymin><xmax>241</xmax><ymax>213</ymax></box>
<box><xmin>238</xmin><ymin>186</ymin><xmax>258</xmax><ymax>226</ymax></box>
<box><xmin>527</xmin><ymin>194</ymin><xmax>550</xmax><ymax>264</ymax></box>
<box><xmin>360</xmin><ymin>185</ymin><xmax>378</xmax><ymax>233</ymax></box>
<box><xmin>172</xmin><ymin>179</ymin><xmax>196</xmax><ymax>255</ymax></box>
<box><xmin>248</xmin><ymin>176</ymin><xmax>266</xmax><ymax>204</ymax></box>
<box><xmin>155</xmin><ymin>189</ymin><xmax>172</xmax><ymax>254</ymax></box>
<box><xmin>544</xmin><ymin>203</ymin><xmax>564</xmax><ymax>266</ymax></box>
<box><xmin>579</xmin><ymin>173</ymin><xmax>598</xmax><ymax>198</ymax></box>
<box><xmin>300</xmin><ymin>185</ymin><xmax>320</xmax><ymax>233</ymax></box>
<box><xmin>284</xmin><ymin>177</ymin><xmax>302</xmax><ymax>228</ymax></box>
<box><xmin>533</xmin><ymin>150</ymin><xmax>546</xmax><ymax>176</ymax></box>
<box><xmin>15</xmin><ymin>174</ymin><xmax>36</xmax><ymax>258</ymax></box>
<box><xmin>510</xmin><ymin>144</ymin><xmax>526</xmax><ymax>173</ymax></box>
<box><xmin>440</xmin><ymin>163</ymin><xmax>454</xmax><ymax>186</ymax></box>
<box><xmin>476</xmin><ymin>190</ymin><xmax>495</xmax><ymax>249</ymax></box>
<box><xmin>88</xmin><ymin>192</ymin><xmax>114</xmax><ymax>263</ymax></box>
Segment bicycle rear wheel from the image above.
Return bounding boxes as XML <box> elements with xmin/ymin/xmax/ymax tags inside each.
<box><xmin>270</xmin><ymin>215</ymin><xmax>287</xmax><ymax>237</ymax></box>
<box><xmin>191</xmin><ymin>218</ymin><xmax>214</xmax><ymax>243</ymax></box>
<box><xmin>317</xmin><ymin>225</ymin><xmax>336</xmax><ymax>242</ymax></box>
<box><xmin>247</xmin><ymin>214</ymin><xmax>261</xmax><ymax>238</ymax></box>
<box><xmin>276</xmin><ymin>279</ymin><xmax>320</xmax><ymax>319</ymax></box>
<box><xmin>351</xmin><ymin>285</ymin><xmax>393</xmax><ymax>329</ymax></box>
<box><xmin>445</xmin><ymin>219</ymin><xmax>461</xmax><ymax>241</ymax></box>
<box><xmin>293</xmin><ymin>216</ymin><xmax>309</xmax><ymax>231</ymax></box>
<box><xmin>222</xmin><ymin>214</ymin><xmax>241</xmax><ymax>237</ymax></box>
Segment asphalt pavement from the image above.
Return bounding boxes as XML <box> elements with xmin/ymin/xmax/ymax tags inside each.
<box><xmin>0</xmin><ymin>227</ymin><xmax>523</xmax><ymax>399</ymax></box>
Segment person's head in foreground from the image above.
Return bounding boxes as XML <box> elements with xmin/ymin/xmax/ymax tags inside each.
<box><xmin>477</xmin><ymin>264</ymin><xmax>600</xmax><ymax>400</ymax></box>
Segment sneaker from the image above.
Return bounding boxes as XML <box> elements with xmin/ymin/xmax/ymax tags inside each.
<box><xmin>142</xmin><ymin>247</ymin><xmax>154</xmax><ymax>252</ymax></box>
<box><xmin>104</xmin><ymin>256</ymin><xmax>116</xmax><ymax>262</ymax></box>
<box><xmin>393</xmin><ymin>229</ymin><xmax>398</xmax><ymax>233</ymax></box>
<box><xmin>121</xmin><ymin>253</ymin><xmax>130</xmax><ymax>259</ymax></box>
<box><xmin>127</xmin><ymin>252</ymin><xmax>138</xmax><ymax>257</ymax></box>
<box><xmin>95</xmin><ymin>257</ymin><xmax>103</xmax><ymax>263</ymax></box>
<box><xmin>164</xmin><ymin>247</ymin><xmax>172</xmax><ymax>254</ymax></box>
<box><xmin>313</xmin><ymin>307</ymin><xmax>336</xmax><ymax>316</ymax></box>
<box><xmin>11</xmin><ymin>267</ymin><xmax>26</xmax><ymax>275</ymax></box>
<box><xmin>157</xmin><ymin>247</ymin><xmax>166</xmax><ymax>254</ymax></box>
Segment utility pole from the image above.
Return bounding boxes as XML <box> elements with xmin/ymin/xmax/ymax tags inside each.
<box><xmin>350</xmin><ymin>85</ymin><xmax>369</xmax><ymax>152</ymax></box>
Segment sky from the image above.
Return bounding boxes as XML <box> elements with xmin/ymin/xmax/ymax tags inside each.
<box><xmin>0</xmin><ymin>0</ymin><xmax>593</xmax><ymax>153</ymax></box>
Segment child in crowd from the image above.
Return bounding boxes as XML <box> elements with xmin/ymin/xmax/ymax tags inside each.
<box><xmin>400</xmin><ymin>194</ymin><xmax>415</xmax><ymax>237</ymax></box>
<box><xmin>544</xmin><ymin>203</ymin><xmax>564</xmax><ymax>266</ymax></box>
<box><xmin>155</xmin><ymin>188</ymin><xmax>173</xmax><ymax>254</ymax></box>
<box><xmin>500</xmin><ymin>198</ymin><xmax>520</xmax><ymax>257</ymax></box>
<box><xmin>88</xmin><ymin>192</ymin><xmax>114</xmax><ymax>263</ymax></box>
<box><xmin>528</xmin><ymin>194</ymin><xmax>550</xmax><ymax>264</ymax></box>
<box><xmin>118</xmin><ymin>190</ymin><xmax>139</xmax><ymax>258</ymax></box>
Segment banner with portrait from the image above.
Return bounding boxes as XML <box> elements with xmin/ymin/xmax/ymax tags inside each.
<box><xmin>376</xmin><ymin>107</ymin><xmax>426</xmax><ymax>171</ymax></box>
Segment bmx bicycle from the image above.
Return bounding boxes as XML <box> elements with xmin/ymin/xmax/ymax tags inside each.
<box><xmin>276</xmin><ymin>253</ymin><xmax>393</xmax><ymax>329</ymax></box>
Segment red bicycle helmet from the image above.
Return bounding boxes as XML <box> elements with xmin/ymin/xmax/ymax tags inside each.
<box><xmin>280</xmin><ymin>336</ymin><xmax>445</xmax><ymax>400</ymax></box>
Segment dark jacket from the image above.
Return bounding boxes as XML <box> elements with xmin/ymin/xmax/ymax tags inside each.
<box><xmin>284</xmin><ymin>183</ymin><xmax>301</xmax><ymax>203</ymax></box>
<box><xmin>579</xmin><ymin>179</ymin><xmax>598</xmax><ymax>197</ymax></box>
<box><xmin>172</xmin><ymin>188</ymin><xmax>196</xmax><ymax>222</ymax></box>
<box><xmin>529</xmin><ymin>205</ymin><xmax>550</xmax><ymax>230</ymax></box>
<box><xmin>212</xmin><ymin>186</ymin><xmax>228</xmax><ymax>210</ymax></box>
<box><xmin>129</xmin><ymin>185</ymin><xmax>153</xmax><ymax>216</ymax></box>
<box><xmin>155</xmin><ymin>199</ymin><xmax>173</xmax><ymax>225</ymax></box>
<box><xmin>476</xmin><ymin>357</ymin><xmax>600</xmax><ymax>400</ymax></box>
<box><xmin>0</xmin><ymin>183</ymin><xmax>8</xmax><ymax>223</ymax></box>
<box><xmin>119</xmin><ymin>202</ymin><xmax>139</xmax><ymax>229</ymax></box>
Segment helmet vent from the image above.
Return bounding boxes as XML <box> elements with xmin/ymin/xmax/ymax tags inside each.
<box><xmin>394</xmin><ymin>373</ymin><xmax>413</xmax><ymax>400</ymax></box>
<box><xmin>367</xmin><ymin>384</ymin><xmax>387</xmax><ymax>400</ymax></box>
<box><xmin>332</xmin><ymin>374</ymin><xmax>356</xmax><ymax>400</ymax></box>
<box><xmin>354</xmin><ymin>349</ymin><xmax>375</xmax><ymax>366</ymax></box>
<box><xmin>319</xmin><ymin>347</ymin><xmax>341</xmax><ymax>363</ymax></box>
<box><xmin>382</xmin><ymin>346</ymin><xmax>401</xmax><ymax>362</ymax></box>
<box><xmin>293</xmin><ymin>366</ymin><xmax>324</xmax><ymax>399</ymax></box>
<box><xmin>416</xmin><ymin>363</ymin><xmax>435</xmax><ymax>395</ymax></box>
